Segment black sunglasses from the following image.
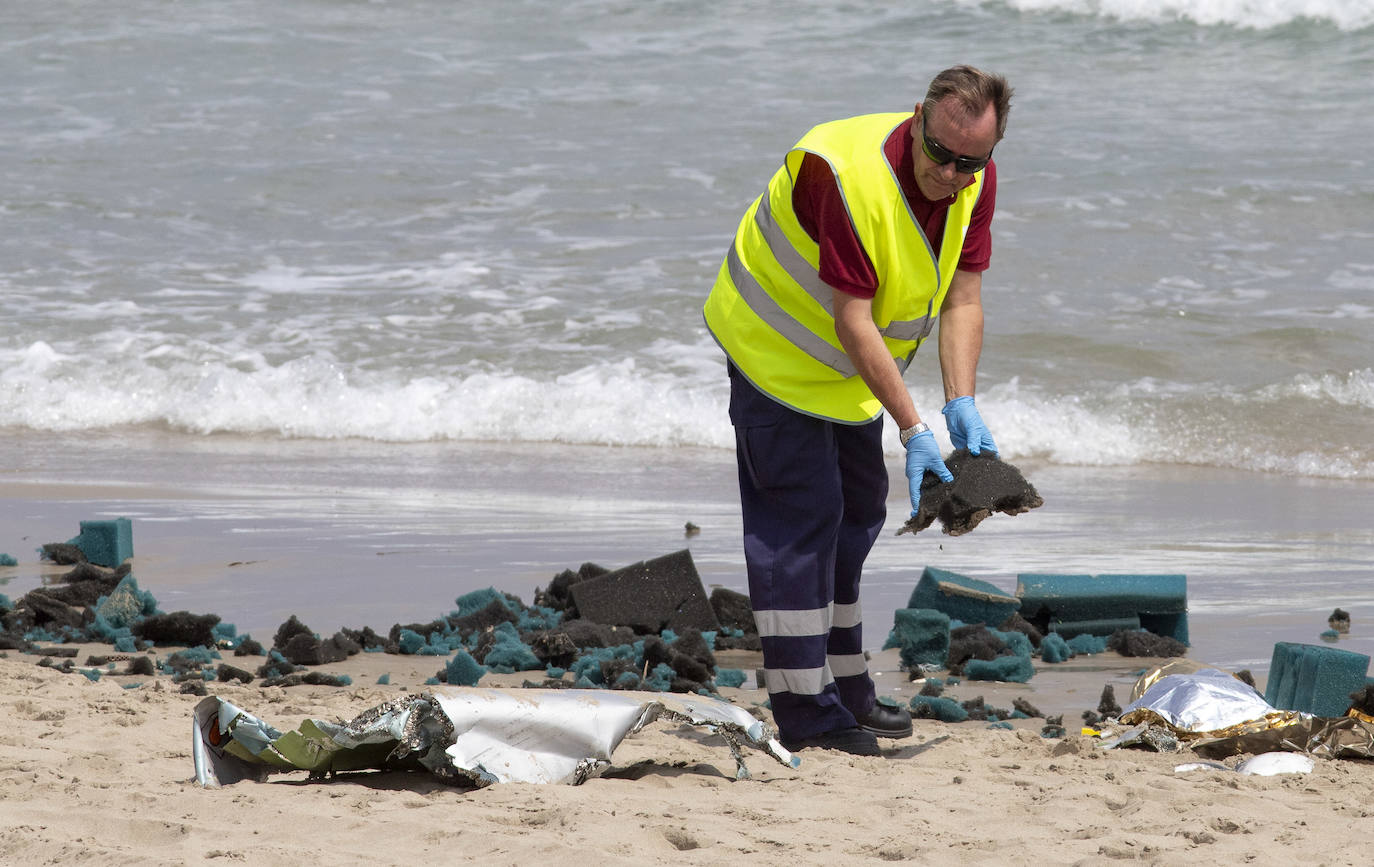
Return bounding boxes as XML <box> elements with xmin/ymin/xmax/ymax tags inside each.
<box><xmin>920</xmin><ymin>118</ymin><xmax>993</xmax><ymax>174</ymax></box>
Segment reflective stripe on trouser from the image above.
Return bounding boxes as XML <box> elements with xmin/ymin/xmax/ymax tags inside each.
<box><xmin>728</xmin><ymin>363</ymin><xmax>885</xmax><ymax>742</ymax></box>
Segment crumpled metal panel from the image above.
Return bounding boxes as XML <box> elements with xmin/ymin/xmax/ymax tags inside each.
<box><xmin>1128</xmin><ymin>658</ymin><xmax>1215</xmax><ymax>703</ymax></box>
<box><xmin>1119</xmin><ymin>668</ymin><xmax>1306</xmax><ymax>738</ymax></box>
<box><xmin>1191</xmin><ymin>715</ymin><xmax>1374</xmax><ymax>760</ymax></box>
<box><xmin>193</xmin><ymin>687</ymin><xmax>798</xmax><ymax>788</ymax></box>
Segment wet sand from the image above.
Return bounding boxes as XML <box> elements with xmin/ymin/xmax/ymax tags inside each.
<box><xmin>4</xmin><ymin>431</ymin><xmax>1374</xmax><ymax>864</ymax></box>
<box><xmin>3</xmin><ymin>430</ymin><xmax>1371</xmax><ymax>675</ymax></box>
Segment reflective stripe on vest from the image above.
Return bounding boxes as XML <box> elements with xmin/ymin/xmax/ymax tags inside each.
<box><xmin>703</xmin><ymin>113</ymin><xmax>982</xmax><ymax>423</ymax></box>
<box><xmin>751</xmin><ymin>195</ymin><xmax>933</xmax><ymax>349</ymax></box>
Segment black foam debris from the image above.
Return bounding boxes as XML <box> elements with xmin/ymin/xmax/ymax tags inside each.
<box><xmin>216</xmin><ymin>663</ymin><xmax>255</xmax><ymax>684</ymax></box>
<box><xmin>5</xmin><ymin>516</ymin><xmax>752</xmax><ymax>698</ymax></box>
<box><xmin>125</xmin><ymin>656</ymin><xmax>156</xmax><ymax>676</ymax></box>
<box><xmin>1041</xmin><ymin>714</ymin><xmax>1066</xmax><ymax>739</ymax></box>
<box><xmin>338</xmin><ymin>626</ymin><xmax>386</xmax><ymax>652</ymax></box>
<box><xmin>273</xmin><ymin>615</ymin><xmax>313</xmax><ymax>649</ymax></box>
<box><xmin>447</xmin><ymin>598</ymin><xmax>520</xmax><ymax>634</ymax></box>
<box><xmin>272</xmin><ymin>616</ymin><xmax>359</xmax><ymax>666</ymax></box>
<box><xmin>260</xmin><ymin>671</ymin><xmax>352</xmax><ymax>688</ymax></box>
<box><xmin>41</xmin><ymin>563</ymin><xmax>127</xmax><ymax>608</ymax></box>
<box><xmin>1330</xmin><ymin>608</ymin><xmax>1351</xmax><ymax>634</ymax></box>
<box><xmin>959</xmin><ymin>696</ymin><xmax>1013</xmax><ymax>722</ymax></box>
<box><xmin>1350</xmin><ymin>684</ymin><xmax>1374</xmax><ymax>717</ymax></box>
<box><xmin>34</xmin><ymin>646</ymin><xmax>79</xmax><ymax>659</ymax></box>
<box><xmin>1105</xmin><ymin>629</ymin><xmax>1187</xmax><ymax>658</ymax></box>
<box><xmin>709</xmin><ymin>587</ymin><xmax>761</xmax><ymax>650</ymax></box>
<box><xmin>898</xmin><ymin>450</ymin><xmax>1044</xmax><ymax>537</ymax></box>
<box><xmin>1097</xmin><ymin>684</ymin><xmax>1122</xmax><ymax>718</ymax></box>
<box><xmin>8</xmin><ymin>591</ymin><xmax>88</xmax><ymax>632</ymax></box>
<box><xmin>569</xmin><ymin>549</ymin><xmax>720</xmax><ymax>634</ymax></box>
<box><xmin>134</xmin><ymin>612</ymin><xmax>221</xmax><ymax>648</ymax></box>
<box><xmin>946</xmin><ymin>624</ymin><xmax>1011</xmax><ymax>676</ymax></box>
<box><xmin>998</xmin><ymin>612</ymin><xmax>1044</xmax><ymax>649</ymax></box>
<box><xmin>1013</xmin><ymin>697</ymin><xmax>1043</xmax><ymax>719</ymax></box>
<box><xmin>532</xmin><ymin>561</ymin><xmax>609</xmax><ymax>617</ymax></box>
<box><xmin>40</xmin><ymin>543</ymin><xmax>87</xmax><ymax>565</ymax></box>
<box><xmin>234</xmin><ymin>637</ymin><xmax>265</xmax><ymax>657</ymax></box>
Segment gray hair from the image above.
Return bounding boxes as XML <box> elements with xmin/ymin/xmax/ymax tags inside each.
<box><xmin>924</xmin><ymin>65</ymin><xmax>1014</xmax><ymax>141</ymax></box>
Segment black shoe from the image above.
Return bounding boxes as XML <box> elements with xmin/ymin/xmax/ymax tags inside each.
<box><xmin>780</xmin><ymin>726</ymin><xmax>881</xmax><ymax>757</ymax></box>
<box><xmin>857</xmin><ymin>703</ymin><xmax>913</xmax><ymax>739</ymax></box>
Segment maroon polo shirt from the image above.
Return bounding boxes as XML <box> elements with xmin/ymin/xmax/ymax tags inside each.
<box><xmin>792</xmin><ymin>116</ymin><xmax>996</xmax><ymax>299</ymax></box>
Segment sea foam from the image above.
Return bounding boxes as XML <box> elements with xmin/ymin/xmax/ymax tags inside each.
<box><xmin>3</xmin><ymin>343</ymin><xmax>1369</xmax><ymax>480</ymax></box>
<box><xmin>994</xmin><ymin>0</ymin><xmax>1373</xmax><ymax>30</ymax></box>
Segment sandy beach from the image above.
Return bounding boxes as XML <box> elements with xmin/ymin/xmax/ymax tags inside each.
<box><xmin>4</xmin><ymin>432</ymin><xmax>1372</xmax><ymax>670</ymax></box>
<box><xmin>3</xmin><ymin>645</ymin><xmax>1374</xmax><ymax>866</ymax></box>
<box><xmin>2</xmin><ymin>433</ymin><xmax>1373</xmax><ymax>865</ymax></box>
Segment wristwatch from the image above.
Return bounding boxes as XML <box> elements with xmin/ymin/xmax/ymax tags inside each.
<box><xmin>899</xmin><ymin>421</ymin><xmax>930</xmax><ymax>447</ymax></box>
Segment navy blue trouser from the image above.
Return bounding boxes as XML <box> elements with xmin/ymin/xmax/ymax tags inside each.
<box><xmin>728</xmin><ymin>364</ymin><xmax>886</xmax><ymax>741</ymax></box>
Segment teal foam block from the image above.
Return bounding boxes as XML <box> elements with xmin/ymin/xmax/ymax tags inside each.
<box><xmin>988</xmin><ymin>627</ymin><xmax>1033</xmax><ymax>659</ymax></box>
<box><xmin>1065</xmin><ymin>633</ymin><xmax>1108</xmax><ymax>655</ymax></box>
<box><xmin>906</xmin><ymin>567</ymin><xmax>1019</xmax><ymax>626</ymax></box>
<box><xmin>454</xmin><ymin>587</ymin><xmax>517</xmax><ymax>618</ymax></box>
<box><xmin>444</xmin><ymin>649</ymin><xmax>487</xmax><ymax>686</ymax></box>
<box><xmin>714</xmin><ymin>668</ymin><xmax>746</xmax><ymax>688</ymax></box>
<box><xmin>94</xmin><ymin>574</ymin><xmax>159</xmax><ymax>628</ymax></box>
<box><xmin>1049</xmin><ymin>616</ymin><xmax>1141</xmax><ymax>639</ymax></box>
<box><xmin>886</xmin><ymin>608</ymin><xmax>951</xmax><ymax>668</ymax></box>
<box><xmin>1039</xmin><ymin>632</ymin><xmax>1071</xmax><ymax>663</ymax></box>
<box><xmin>481</xmin><ymin>628</ymin><xmax>542</xmax><ymax>672</ymax></box>
<box><xmin>67</xmin><ymin>518</ymin><xmax>133</xmax><ymax>567</ymax></box>
<box><xmin>1016</xmin><ymin>573</ymin><xmax>1188</xmax><ymax>644</ymax></box>
<box><xmin>909</xmin><ymin>695</ymin><xmax>969</xmax><ymax>723</ymax></box>
<box><xmin>1265</xmin><ymin>642</ymin><xmax>1371</xmax><ymax>717</ymax></box>
<box><xmin>964</xmin><ymin>655</ymin><xmax>1034</xmax><ymax>683</ymax></box>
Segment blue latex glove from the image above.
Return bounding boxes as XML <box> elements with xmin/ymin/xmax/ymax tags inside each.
<box><xmin>905</xmin><ymin>429</ymin><xmax>953</xmax><ymax>517</ymax></box>
<box><xmin>941</xmin><ymin>396</ymin><xmax>999</xmax><ymax>456</ymax></box>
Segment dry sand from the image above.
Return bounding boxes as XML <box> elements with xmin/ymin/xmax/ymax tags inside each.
<box><xmin>3</xmin><ymin>643</ymin><xmax>1372</xmax><ymax>866</ymax></box>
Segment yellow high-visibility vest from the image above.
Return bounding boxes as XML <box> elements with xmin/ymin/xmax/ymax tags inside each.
<box><xmin>703</xmin><ymin>112</ymin><xmax>984</xmax><ymax>423</ymax></box>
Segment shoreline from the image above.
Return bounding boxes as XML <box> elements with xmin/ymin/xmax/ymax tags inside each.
<box><xmin>3</xmin><ymin>431</ymin><xmax>1372</xmax><ymax>676</ymax></box>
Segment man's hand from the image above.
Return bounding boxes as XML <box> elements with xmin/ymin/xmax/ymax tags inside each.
<box><xmin>942</xmin><ymin>395</ymin><xmax>998</xmax><ymax>455</ymax></box>
<box><xmin>905</xmin><ymin>429</ymin><xmax>953</xmax><ymax>517</ymax></box>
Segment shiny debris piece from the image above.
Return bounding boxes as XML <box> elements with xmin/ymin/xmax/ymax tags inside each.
<box><xmin>193</xmin><ymin>687</ymin><xmax>798</xmax><ymax>788</ymax></box>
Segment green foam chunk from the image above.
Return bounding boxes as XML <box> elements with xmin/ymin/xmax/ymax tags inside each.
<box><xmin>963</xmin><ymin>655</ymin><xmax>1034</xmax><ymax>683</ymax></box>
<box><xmin>68</xmin><ymin>518</ymin><xmax>134</xmax><ymax>567</ymax></box>
<box><xmin>1265</xmin><ymin>642</ymin><xmax>1370</xmax><ymax>717</ymax></box>
<box><xmin>907</xmin><ymin>567</ymin><xmax>1019</xmax><ymax>626</ymax></box>
<box><xmin>888</xmin><ymin>608</ymin><xmax>951</xmax><ymax>668</ymax></box>
<box><xmin>909</xmin><ymin>695</ymin><xmax>969</xmax><ymax>722</ymax></box>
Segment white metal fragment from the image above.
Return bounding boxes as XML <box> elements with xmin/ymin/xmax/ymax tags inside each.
<box><xmin>192</xmin><ymin>687</ymin><xmax>797</xmax><ymax>788</ymax></box>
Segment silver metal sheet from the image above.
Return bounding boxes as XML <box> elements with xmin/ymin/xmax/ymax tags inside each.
<box><xmin>1120</xmin><ymin>667</ymin><xmax>1299</xmax><ymax>735</ymax></box>
<box><xmin>193</xmin><ymin>687</ymin><xmax>797</xmax><ymax>788</ymax></box>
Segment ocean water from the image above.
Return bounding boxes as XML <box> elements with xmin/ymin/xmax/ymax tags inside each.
<box><xmin>2</xmin><ymin>0</ymin><xmax>1370</xmax><ymax>478</ymax></box>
